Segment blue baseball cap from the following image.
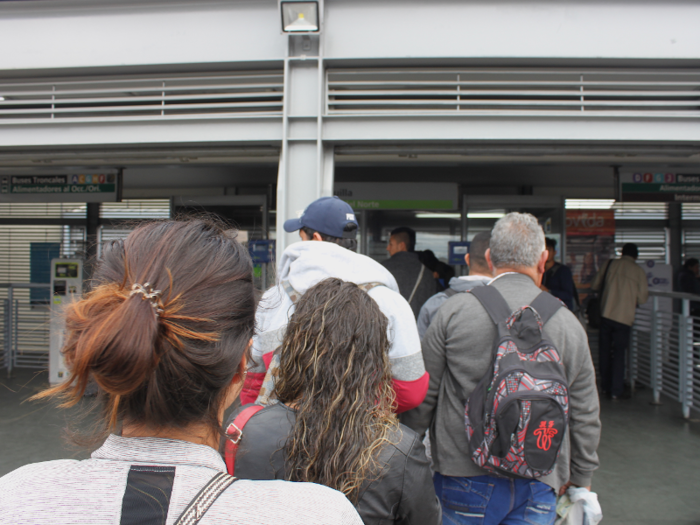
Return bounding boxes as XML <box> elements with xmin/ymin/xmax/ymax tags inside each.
<box><xmin>284</xmin><ymin>196</ymin><xmax>358</xmax><ymax>239</ymax></box>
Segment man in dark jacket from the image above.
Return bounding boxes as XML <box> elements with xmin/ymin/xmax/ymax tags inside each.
<box><xmin>541</xmin><ymin>237</ymin><xmax>576</xmax><ymax>310</ymax></box>
<box><xmin>677</xmin><ymin>258</ymin><xmax>700</xmax><ymax>315</ymax></box>
<box><xmin>382</xmin><ymin>227</ymin><xmax>436</xmax><ymax>318</ymax></box>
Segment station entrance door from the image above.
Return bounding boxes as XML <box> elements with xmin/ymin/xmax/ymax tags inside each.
<box><xmin>461</xmin><ymin>196</ymin><xmax>566</xmax><ymax>272</ymax></box>
<box><xmin>358</xmin><ymin>195</ymin><xmax>565</xmax><ymax>274</ymax></box>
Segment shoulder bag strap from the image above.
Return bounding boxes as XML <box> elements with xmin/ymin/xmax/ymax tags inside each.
<box><xmin>407</xmin><ymin>264</ymin><xmax>426</xmax><ymax>305</ymax></box>
<box><xmin>470</xmin><ymin>285</ymin><xmax>513</xmax><ymax>325</ymax></box>
<box><xmin>224</xmin><ymin>405</ymin><xmax>265</xmax><ymax>475</ymax></box>
<box><xmin>598</xmin><ymin>258</ymin><xmax>614</xmax><ymax>299</ymax></box>
<box><xmin>174</xmin><ymin>472</ymin><xmax>238</xmax><ymax>525</ymax></box>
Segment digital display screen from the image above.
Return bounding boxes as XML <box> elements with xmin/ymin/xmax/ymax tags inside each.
<box><xmin>55</xmin><ymin>263</ymin><xmax>79</xmax><ymax>279</ymax></box>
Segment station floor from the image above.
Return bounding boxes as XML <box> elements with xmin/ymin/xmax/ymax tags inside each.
<box><xmin>1</xmin><ymin>368</ymin><xmax>699</xmax><ymax>524</ymax></box>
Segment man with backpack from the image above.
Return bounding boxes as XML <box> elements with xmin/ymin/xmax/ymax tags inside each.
<box><xmin>402</xmin><ymin>212</ymin><xmax>600</xmax><ymax>525</ymax></box>
<box><xmin>416</xmin><ymin>231</ymin><xmax>493</xmax><ymax>340</ymax></box>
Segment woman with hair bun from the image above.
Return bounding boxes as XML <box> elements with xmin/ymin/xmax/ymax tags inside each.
<box><xmin>0</xmin><ymin>220</ymin><xmax>362</xmax><ymax>525</ymax></box>
<box><xmin>227</xmin><ymin>278</ymin><xmax>441</xmax><ymax>525</ymax></box>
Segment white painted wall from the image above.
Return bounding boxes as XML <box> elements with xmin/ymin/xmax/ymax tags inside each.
<box><xmin>0</xmin><ymin>0</ymin><xmax>285</xmax><ymax>71</ymax></box>
<box><xmin>324</xmin><ymin>0</ymin><xmax>700</xmax><ymax>60</ymax></box>
<box><xmin>0</xmin><ymin>0</ymin><xmax>697</xmax><ymax>73</ymax></box>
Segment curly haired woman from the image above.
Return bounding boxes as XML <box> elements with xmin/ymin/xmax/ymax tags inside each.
<box><xmin>226</xmin><ymin>278</ymin><xmax>441</xmax><ymax>525</ymax></box>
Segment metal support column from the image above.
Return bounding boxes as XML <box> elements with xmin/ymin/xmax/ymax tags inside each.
<box><xmin>360</xmin><ymin>210</ymin><xmax>369</xmax><ymax>256</ymax></box>
<box><xmin>680</xmin><ymin>298</ymin><xmax>694</xmax><ymax>418</ymax></box>
<box><xmin>630</xmin><ymin>328</ymin><xmax>638</xmax><ymax>391</ymax></box>
<box><xmin>650</xmin><ymin>295</ymin><xmax>663</xmax><ymax>404</ymax></box>
<box><xmin>6</xmin><ymin>286</ymin><xmax>13</xmax><ymax>377</ymax></box>
<box><xmin>84</xmin><ymin>202</ymin><xmax>100</xmax><ymax>287</ymax></box>
<box><xmin>276</xmin><ymin>31</ymin><xmax>331</xmax><ymax>264</ymax></box>
<box><xmin>669</xmin><ymin>202</ymin><xmax>682</xmax><ymax>272</ymax></box>
<box><xmin>460</xmin><ymin>195</ymin><xmax>469</xmax><ymax>276</ymax></box>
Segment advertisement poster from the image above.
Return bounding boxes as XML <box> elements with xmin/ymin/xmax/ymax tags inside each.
<box><xmin>565</xmin><ymin>210</ymin><xmax>616</xmax><ymax>303</ymax></box>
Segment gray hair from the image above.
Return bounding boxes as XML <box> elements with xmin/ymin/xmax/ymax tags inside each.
<box><xmin>489</xmin><ymin>212</ymin><xmax>546</xmax><ymax>269</ymax></box>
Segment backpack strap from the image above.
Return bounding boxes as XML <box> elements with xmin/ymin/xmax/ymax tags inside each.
<box><xmin>174</xmin><ymin>472</ymin><xmax>237</xmax><ymax>525</ymax></box>
<box><xmin>529</xmin><ymin>292</ymin><xmax>564</xmax><ymax>326</ymax></box>
<box><xmin>470</xmin><ymin>285</ymin><xmax>513</xmax><ymax>325</ymax></box>
<box><xmin>224</xmin><ymin>405</ymin><xmax>265</xmax><ymax>475</ymax></box>
<box><xmin>280</xmin><ymin>280</ymin><xmax>302</xmax><ymax>304</ymax></box>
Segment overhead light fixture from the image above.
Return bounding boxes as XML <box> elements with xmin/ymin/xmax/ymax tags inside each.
<box><xmin>0</xmin><ymin>96</ymin><xmax>4</xmax><ymax>101</ymax></box>
<box><xmin>468</xmin><ymin>212</ymin><xmax>507</xmax><ymax>219</ymax></box>
<box><xmin>280</xmin><ymin>1</ymin><xmax>319</xmax><ymax>32</ymax></box>
<box><xmin>565</xmin><ymin>199</ymin><xmax>616</xmax><ymax>209</ymax></box>
<box><xmin>415</xmin><ymin>213</ymin><xmax>461</xmax><ymax>219</ymax></box>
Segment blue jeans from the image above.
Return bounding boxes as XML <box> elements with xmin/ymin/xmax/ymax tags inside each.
<box><xmin>433</xmin><ymin>473</ymin><xmax>556</xmax><ymax>525</ymax></box>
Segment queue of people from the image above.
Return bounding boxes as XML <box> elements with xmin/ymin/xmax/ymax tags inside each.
<box><xmin>0</xmin><ymin>198</ymin><xmax>605</xmax><ymax>525</ymax></box>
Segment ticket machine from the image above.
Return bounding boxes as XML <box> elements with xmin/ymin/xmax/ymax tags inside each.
<box><xmin>49</xmin><ymin>258</ymin><xmax>83</xmax><ymax>384</ymax></box>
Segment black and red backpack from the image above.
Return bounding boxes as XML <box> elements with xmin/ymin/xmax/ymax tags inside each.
<box><xmin>463</xmin><ymin>285</ymin><xmax>570</xmax><ymax>479</ymax></box>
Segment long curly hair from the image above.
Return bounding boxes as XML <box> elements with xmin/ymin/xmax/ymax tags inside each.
<box><xmin>274</xmin><ymin>278</ymin><xmax>398</xmax><ymax>502</ymax></box>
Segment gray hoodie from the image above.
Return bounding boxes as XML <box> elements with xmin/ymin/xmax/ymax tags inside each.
<box><xmin>417</xmin><ymin>275</ymin><xmax>492</xmax><ymax>340</ymax></box>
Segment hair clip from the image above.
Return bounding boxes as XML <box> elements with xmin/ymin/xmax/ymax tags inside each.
<box><xmin>130</xmin><ymin>282</ymin><xmax>163</xmax><ymax>316</ymax></box>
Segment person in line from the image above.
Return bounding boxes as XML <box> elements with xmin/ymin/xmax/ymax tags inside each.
<box><xmin>241</xmin><ymin>196</ymin><xmax>428</xmax><ymax>414</ymax></box>
<box><xmin>402</xmin><ymin>212</ymin><xmax>601</xmax><ymax>525</ymax></box>
<box><xmin>592</xmin><ymin>243</ymin><xmax>649</xmax><ymax>400</ymax></box>
<box><xmin>0</xmin><ymin>220</ymin><xmax>363</xmax><ymax>525</ymax></box>
<box><xmin>677</xmin><ymin>257</ymin><xmax>700</xmax><ymax>316</ymax></box>
<box><xmin>541</xmin><ymin>237</ymin><xmax>577</xmax><ymax>310</ymax></box>
<box><xmin>416</xmin><ymin>231</ymin><xmax>493</xmax><ymax>340</ymax></box>
<box><xmin>382</xmin><ymin>226</ymin><xmax>437</xmax><ymax>318</ymax></box>
<box><xmin>418</xmin><ymin>249</ymin><xmax>456</xmax><ymax>291</ymax></box>
<box><xmin>230</xmin><ymin>278</ymin><xmax>441</xmax><ymax>525</ymax></box>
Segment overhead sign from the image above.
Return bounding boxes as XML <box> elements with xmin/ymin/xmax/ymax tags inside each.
<box><xmin>334</xmin><ymin>182</ymin><xmax>458</xmax><ymax>210</ymax></box>
<box><xmin>448</xmin><ymin>241</ymin><xmax>470</xmax><ymax>265</ymax></box>
<box><xmin>620</xmin><ymin>172</ymin><xmax>700</xmax><ymax>202</ymax></box>
<box><xmin>566</xmin><ymin>210</ymin><xmax>615</xmax><ymax>236</ymax></box>
<box><xmin>0</xmin><ymin>173</ymin><xmax>120</xmax><ymax>202</ymax></box>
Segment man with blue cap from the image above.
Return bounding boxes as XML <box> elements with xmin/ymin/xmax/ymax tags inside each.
<box><xmin>241</xmin><ymin>196</ymin><xmax>429</xmax><ymax>414</ymax></box>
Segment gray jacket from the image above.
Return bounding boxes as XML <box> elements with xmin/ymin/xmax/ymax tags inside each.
<box><xmin>401</xmin><ymin>272</ymin><xmax>601</xmax><ymax>493</ymax></box>
<box><xmin>417</xmin><ymin>275</ymin><xmax>491</xmax><ymax>340</ymax></box>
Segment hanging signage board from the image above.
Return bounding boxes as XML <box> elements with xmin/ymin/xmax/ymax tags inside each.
<box><xmin>620</xmin><ymin>172</ymin><xmax>700</xmax><ymax>202</ymax></box>
<box><xmin>334</xmin><ymin>182</ymin><xmax>458</xmax><ymax>210</ymax></box>
<box><xmin>448</xmin><ymin>241</ymin><xmax>470</xmax><ymax>265</ymax></box>
<box><xmin>0</xmin><ymin>173</ymin><xmax>120</xmax><ymax>202</ymax></box>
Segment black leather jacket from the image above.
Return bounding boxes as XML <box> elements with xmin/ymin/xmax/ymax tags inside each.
<box><xmin>226</xmin><ymin>403</ymin><xmax>441</xmax><ymax>525</ymax></box>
